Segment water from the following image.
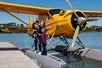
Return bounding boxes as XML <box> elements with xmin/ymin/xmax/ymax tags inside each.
<box><xmin>79</xmin><ymin>32</ymin><xmax>102</xmax><ymax>49</ymax></box>
<box><xmin>0</xmin><ymin>32</ymin><xmax>102</xmax><ymax>68</ymax></box>
<box><xmin>0</xmin><ymin>33</ymin><xmax>33</xmax><ymax>48</ymax></box>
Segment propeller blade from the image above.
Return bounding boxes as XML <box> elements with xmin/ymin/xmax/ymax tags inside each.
<box><xmin>86</xmin><ymin>18</ymin><xmax>98</xmax><ymax>21</ymax></box>
<box><xmin>66</xmin><ymin>0</ymin><xmax>79</xmax><ymax>18</ymax></box>
<box><xmin>71</xmin><ymin>25</ymin><xmax>80</xmax><ymax>47</ymax></box>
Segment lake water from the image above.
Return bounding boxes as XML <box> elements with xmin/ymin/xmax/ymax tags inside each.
<box><xmin>0</xmin><ymin>32</ymin><xmax>102</xmax><ymax>68</ymax></box>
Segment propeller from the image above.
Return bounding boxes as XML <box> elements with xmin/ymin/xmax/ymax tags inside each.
<box><xmin>86</xmin><ymin>18</ymin><xmax>98</xmax><ymax>21</ymax></box>
<box><xmin>66</xmin><ymin>0</ymin><xmax>86</xmax><ymax>47</ymax></box>
<box><xmin>71</xmin><ymin>17</ymin><xmax>86</xmax><ymax>47</ymax></box>
<box><xmin>65</xmin><ymin>0</ymin><xmax>78</xmax><ymax>18</ymax></box>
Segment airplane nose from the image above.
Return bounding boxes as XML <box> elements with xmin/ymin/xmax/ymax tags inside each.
<box><xmin>77</xmin><ymin>17</ymin><xmax>86</xmax><ymax>25</ymax></box>
<box><xmin>71</xmin><ymin>12</ymin><xmax>87</xmax><ymax>31</ymax></box>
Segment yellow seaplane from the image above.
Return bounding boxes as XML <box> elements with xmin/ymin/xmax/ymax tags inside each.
<box><xmin>0</xmin><ymin>0</ymin><xmax>102</xmax><ymax>68</ymax></box>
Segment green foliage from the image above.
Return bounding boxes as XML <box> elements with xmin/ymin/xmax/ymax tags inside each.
<box><xmin>0</xmin><ymin>23</ymin><xmax>27</xmax><ymax>33</ymax></box>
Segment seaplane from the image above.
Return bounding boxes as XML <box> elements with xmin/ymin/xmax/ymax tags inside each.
<box><xmin>0</xmin><ymin>0</ymin><xmax>102</xmax><ymax>68</ymax></box>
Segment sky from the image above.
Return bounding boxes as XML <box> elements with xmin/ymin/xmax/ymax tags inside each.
<box><xmin>0</xmin><ymin>0</ymin><xmax>102</xmax><ymax>26</ymax></box>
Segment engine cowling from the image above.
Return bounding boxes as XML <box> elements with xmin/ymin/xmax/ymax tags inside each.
<box><xmin>46</xmin><ymin>10</ymin><xmax>87</xmax><ymax>37</ymax></box>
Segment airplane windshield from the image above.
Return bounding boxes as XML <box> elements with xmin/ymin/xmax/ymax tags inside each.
<box><xmin>49</xmin><ymin>9</ymin><xmax>61</xmax><ymax>16</ymax></box>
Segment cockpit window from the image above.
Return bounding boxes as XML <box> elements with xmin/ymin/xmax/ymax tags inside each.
<box><xmin>49</xmin><ymin>9</ymin><xmax>61</xmax><ymax>16</ymax></box>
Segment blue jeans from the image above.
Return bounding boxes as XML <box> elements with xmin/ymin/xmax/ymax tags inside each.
<box><xmin>33</xmin><ymin>36</ymin><xmax>41</xmax><ymax>52</ymax></box>
<box><xmin>41</xmin><ymin>42</ymin><xmax>47</xmax><ymax>55</ymax></box>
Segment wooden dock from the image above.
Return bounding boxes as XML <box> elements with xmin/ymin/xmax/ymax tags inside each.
<box><xmin>0</xmin><ymin>42</ymin><xmax>40</xmax><ymax>68</ymax></box>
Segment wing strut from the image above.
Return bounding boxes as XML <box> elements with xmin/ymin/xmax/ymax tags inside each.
<box><xmin>47</xmin><ymin>32</ymin><xmax>55</xmax><ymax>45</ymax></box>
<box><xmin>59</xmin><ymin>36</ymin><xmax>69</xmax><ymax>46</ymax></box>
<box><xmin>3</xmin><ymin>9</ymin><xmax>28</xmax><ymax>26</ymax></box>
<box><xmin>28</xmin><ymin>15</ymin><xmax>33</xmax><ymax>36</ymax></box>
<box><xmin>47</xmin><ymin>24</ymin><xmax>60</xmax><ymax>45</ymax></box>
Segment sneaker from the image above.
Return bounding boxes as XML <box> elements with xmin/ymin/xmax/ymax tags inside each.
<box><xmin>36</xmin><ymin>50</ymin><xmax>39</xmax><ymax>53</ymax></box>
<box><xmin>38</xmin><ymin>52</ymin><xmax>41</xmax><ymax>55</ymax></box>
<box><xmin>32</xmin><ymin>50</ymin><xmax>37</xmax><ymax>52</ymax></box>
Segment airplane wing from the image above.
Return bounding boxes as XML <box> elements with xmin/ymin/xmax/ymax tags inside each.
<box><xmin>82</xmin><ymin>10</ymin><xmax>102</xmax><ymax>17</ymax></box>
<box><xmin>0</xmin><ymin>2</ymin><xmax>49</xmax><ymax>15</ymax></box>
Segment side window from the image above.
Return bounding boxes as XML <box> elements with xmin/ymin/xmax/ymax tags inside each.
<box><xmin>48</xmin><ymin>9</ymin><xmax>61</xmax><ymax>16</ymax></box>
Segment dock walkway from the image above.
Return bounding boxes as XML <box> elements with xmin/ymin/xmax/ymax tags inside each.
<box><xmin>0</xmin><ymin>42</ymin><xmax>40</xmax><ymax>68</ymax></box>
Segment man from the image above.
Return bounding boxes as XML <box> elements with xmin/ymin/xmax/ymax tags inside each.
<box><xmin>32</xmin><ymin>20</ymin><xmax>40</xmax><ymax>52</ymax></box>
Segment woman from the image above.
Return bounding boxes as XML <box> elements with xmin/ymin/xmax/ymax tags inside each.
<box><xmin>41</xmin><ymin>26</ymin><xmax>47</xmax><ymax>55</ymax></box>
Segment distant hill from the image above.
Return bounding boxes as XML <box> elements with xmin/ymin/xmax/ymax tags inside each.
<box><xmin>85</xmin><ymin>25</ymin><xmax>102</xmax><ymax>32</ymax></box>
